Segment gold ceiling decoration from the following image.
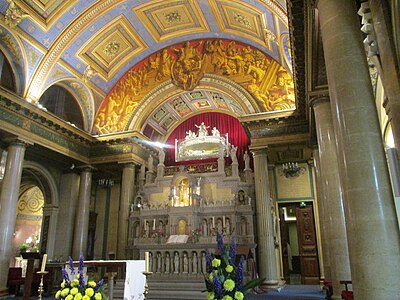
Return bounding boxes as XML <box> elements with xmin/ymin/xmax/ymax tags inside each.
<box><xmin>5</xmin><ymin>1</ymin><xmax>29</xmax><ymax>29</ymax></box>
<box><xmin>135</xmin><ymin>0</ymin><xmax>209</xmax><ymax>42</ymax></box>
<box><xmin>77</xmin><ymin>15</ymin><xmax>147</xmax><ymax>80</ymax></box>
<box><xmin>93</xmin><ymin>39</ymin><xmax>295</xmax><ymax>135</ymax></box>
<box><xmin>209</xmin><ymin>0</ymin><xmax>269</xmax><ymax>46</ymax></box>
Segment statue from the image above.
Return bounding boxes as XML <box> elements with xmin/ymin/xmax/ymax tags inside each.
<box><xmin>174</xmin><ymin>252</ymin><xmax>180</xmax><ymax>273</ymax></box>
<box><xmin>225</xmin><ymin>218</ymin><xmax>231</xmax><ymax>235</ymax></box>
<box><xmin>195</xmin><ymin>122</ymin><xmax>209</xmax><ymax>136</ymax></box>
<box><xmin>165</xmin><ymin>252</ymin><xmax>170</xmax><ymax>273</ymax></box>
<box><xmin>212</xmin><ymin>127</ymin><xmax>220</xmax><ymax>136</ymax></box>
<box><xmin>158</xmin><ymin>148</ymin><xmax>165</xmax><ymax>165</ymax></box>
<box><xmin>183</xmin><ymin>253</ymin><xmax>189</xmax><ymax>273</ymax></box>
<box><xmin>201</xmin><ymin>252</ymin><xmax>207</xmax><ymax>273</ymax></box>
<box><xmin>148</xmin><ymin>155</ymin><xmax>154</xmax><ymax>172</ymax></box>
<box><xmin>243</xmin><ymin>150</ymin><xmax>250</xmax><ymax>170</ymax></box>
<box><xmin>192</xmin><ymin>252</ymin><xmax>198</xmax><ymax>274</ymax></box>
<box><xmin>157</xmin><ymin>253</ymin><xmax>162</xmax><ymax>273</ymax></box>
<box><xmin>230</xmin><ymin>145</ymin><xmax>238</xmax><ymax>164</ymax></box>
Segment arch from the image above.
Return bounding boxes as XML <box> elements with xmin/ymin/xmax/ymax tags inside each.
<box><xmin>38</xmin><ymin>81</ymin><xmax>92</xmax><ymax>131</ymax></box>
<box><xmin>0</xmin><ymin>25</ymin><xmax>27</xmax><ymax>95</ymax></box>
<box><xmin>22</xmin><ymin>161</ymin><xmax>59</xmax><ymax>207</ymax></box>
<box><xmin>126</xmin><ymin>74</ymin><xmax>258</xmax><ymax>135</ymax></box>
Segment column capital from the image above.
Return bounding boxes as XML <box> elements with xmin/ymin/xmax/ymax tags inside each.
<box><xmin>3</xmin><ymin>137</ymin><xmax>33</xmax><ymax>148</ymax></box>
<box><xmin>76</xmin><ymin>165</ymin><xmax>96</xmax><ymax>173</ymax></box>
<box><xmin>250</xmin><ymin>148</ymin><xmax>268</xmax><ymax>157</ymax></box>
<box><xmin>309</xmin><ymin>95</ymin><xmax>330</xmax><ymax>109</ymax></box>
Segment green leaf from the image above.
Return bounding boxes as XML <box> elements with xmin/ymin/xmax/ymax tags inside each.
<box><xmin>243</xmin><ymin>277</ymin><xmax>265</xmax><ymax>293</ymax></box>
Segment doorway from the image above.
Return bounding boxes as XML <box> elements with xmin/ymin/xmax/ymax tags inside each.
<box><xmin>278</xmin><ymin>201</ymin><xmax>320</xmax><ymax>284</ymax></box>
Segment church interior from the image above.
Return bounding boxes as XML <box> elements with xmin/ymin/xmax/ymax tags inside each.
<box><xmin>0</xmin><ymin>0</ymin><xmax>399</xmax><ymax>299</ymax></box>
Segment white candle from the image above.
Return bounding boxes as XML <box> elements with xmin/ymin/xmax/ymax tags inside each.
<box><xmin>41</xmin><ymin>254</ymin><xmax>47</xmax><ymax>272</ymax></box>
<box><xmin>223</xmin><ymin>216</ymin><xmax>226</xmax><ymax>227</ymax></box>
<box><xmin>145</xmin><ymin>252</ymin><xmax>149</xmax><ymax>272</ymax></box>
<box><xmin>153</xmin><ymin>219</ymin><xmax>156</xmax><ymax>230</ymax></box>
<box><xmin>212</xmin><ymin>217</ymin><xmax>215</xmax><ymax>228</ymax></box>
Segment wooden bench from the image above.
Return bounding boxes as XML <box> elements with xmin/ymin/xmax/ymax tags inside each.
<box><xmin>7</xmin><ymin>267</ymin><xmax>24</xmax><ymax>295</ymax></box>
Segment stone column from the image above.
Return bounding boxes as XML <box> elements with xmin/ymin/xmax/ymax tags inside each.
<box><xmin>72</xmin><ymin>166</ymin><xmax>93</xmax><ymax>259</ymax></box>
<box><xmin>0</xmin><ymin>140</ymin><xmax>26</xmax><ymax>293</ymax></box>
<box><xmin>386</xmin><ymin>148</ymin><xmax>400</xmax><ymax>227</ymax></box>
<box><xmin>252</xmin><ymin>149</ymin><xmax>278</xmax><ymax>283</ymax></box>
<box><xmin>318</xmin><ymin>1</ymin><xmax>400</xmax><ymax>298</ymax></box>
<box><xmin>117</xmin><ymin>163</ymin><xmax>135</xmax><ymax>259</ymax></box>
<box><xmin>311</xmin><ymin>97</ymin><xmax>351</xmax><ymax>298</ymax></box>
<box><xmin>312</xmin><ymin>148</ymin><xmax>330</xmax><ymax>281</ymax></box>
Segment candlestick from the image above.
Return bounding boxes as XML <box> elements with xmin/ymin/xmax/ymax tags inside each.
<box><xmin>41</xmin><ymin>254</ymin><xmax>47</xmax><ymax>272</ymax></box>
<box><xmin>145</xmin><ymin>251</ymin><xmax>149</xmax><ymax>272</ymax></box>
<box><xmin>36</xmin><ymin>271</ymin><xmax>48</xmax><ymax>300</ymax></box>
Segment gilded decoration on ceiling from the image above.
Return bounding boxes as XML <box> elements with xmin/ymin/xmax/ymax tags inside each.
<box><xmin>0</xmin><ymin>29</ymin><xmax>20</xmax><ymax>63</ymax></box>
<box><xmin>5</xmin><ymin>1</ymin><xmax>28</xmax><ymax>29</ymax></box>
<box><xmin>93</xmin><ymin>39</ymin><xmax>295</xmax><ymax>135</ymax></box>
<box><xmin>164</xmin><ymin>11</ymin><xmax>182</xmax><ymax>24</ymax></box>
<box><xmin>103</xmin><ymin>40</ymin><xmax>121</xmax><ymax>58</ymax></box>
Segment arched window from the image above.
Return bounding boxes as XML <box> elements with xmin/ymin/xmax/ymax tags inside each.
<box><xmin>39</xmin><ymin>85</ymin><xmax>84</xmax><ymax>130</ymax></box>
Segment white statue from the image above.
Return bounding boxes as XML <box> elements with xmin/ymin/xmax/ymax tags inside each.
<box><xmin>244</xmin><ymin>150</ymin><xmax>250</xmax><ymax>170</ymax></box>
<box><xmin>165</xmin><ymin>253</ymin><xmax>170</xmax><ymax>273</ymax></box>
<box><xmin>183</xmin><ymin>253</ymin><xmax>189</xmax><ymax>273</ymax></box>
<box><xmin>158</xmin><ymin>148</ymin><xmax>165</xmax><ymax>165</ymax></box>
<box><xmin>192</xmin><ymin>252</ymin><xmax>198</xmax><ymax>274</ymax></box>
<box><xmin>230</xmin><ymin>145</ymin><xmax>238</xmax><ymax>163</ymax></box>
<box><xmin>148</xmin><ymin>155</ymin><xmax>154</xmax><ymax>172</ymax></box>
<box><xmin>174</xmin><ymin>252</ymin><xmax>180</xmax><ymax>273</ymax></box>
<box><xmin>212</xmin><ymin>127</ymin><xmax>220</xmax><ymax>136</ymax></box>
<box><xmin>195</xmin><ymin>122</ymin><xmax>209</xmax><ymax>136</ymax></box>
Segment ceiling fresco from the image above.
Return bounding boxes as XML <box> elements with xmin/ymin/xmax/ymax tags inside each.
<box><xmin>0</xmin><ymin>0</ymin><xmax>298</xmax><ymax>141</ymax></box>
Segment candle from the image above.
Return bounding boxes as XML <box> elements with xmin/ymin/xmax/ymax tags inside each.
<box><xmin>144</xmin><ymin>251</ymin><xmax>149</xmax><ymax>272</ymax></box>
<box><xmin>212</xmin><ymin>217</ymin><xmax>215</xmax><ymax>228</ymax></box>
<box><xmin>153</xmin><ymin>219</ymin><xmax>156</xmax><ymax>230</ymax></box>
<box><xmin>223</xmin><ymin>216</ymin><xmax>226</xmax><ymax>227</ymax></box>
<box><xmin>41</xmin><ymin>254</ymin><xmax>47</xmax><ymax>272</ymax></box>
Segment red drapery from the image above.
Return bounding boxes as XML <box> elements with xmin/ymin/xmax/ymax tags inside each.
<box><xmin>164</xmin><ymin>112</ymin><xmax>250</xmax><ymax>169</ymax></box>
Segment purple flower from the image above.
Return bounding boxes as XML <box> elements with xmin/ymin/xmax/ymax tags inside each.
<box><xmin>236</xmin><ymin>256</ymin><xmax>244</xmax><ymax>290</ymax></box>
<box><xmin>213</xmin><ymin>273</ymin><xmax>223</xmax><ymax>298</ymax></box>
<box><xmin>216</xmin><ymin>232</ymin><xmax>224</xmax><ymax>255</ymax></box>
<box><xmin>78</xmin><ymin>255</ymin><xmax>85</xmax><ymax>288</ymax></box>
<box><xmin>61</xmin><ymin>267</ymin><xmax>70</xmax><ymax>284</ymax></box>
<box><xmin>205</xmin><ymin>249</ymin><xmax>213</xmax><ymax>273</ymax></box>
<box><xmin>68</xmin><ymin>256</ymin><xmax>75</xmax><ymax>276</ymax></box>
<box><xmin>229</xmin><ymin>237</ymin><xmax>236</xmax><ymax>264</ymax></box>
<box><xmin>94</xmin><ymin>279</ymin><xmax>104</xmax><ymax>292</ymax></box>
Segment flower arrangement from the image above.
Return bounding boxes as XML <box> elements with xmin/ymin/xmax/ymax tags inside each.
<box><xmin>204</xmin><ymin>232</ymin><xmax>264</xmax><ymax>300</ymax></box>
<box><xmin>151</xmin><ymin>229</ymin><xmax>166</xmax><ymax>244</ymax></box>
<box><xmin>189</xmin><ymin>228</ymin><xmax>202</xmax><ymax>243</ymax></box>
<box><xmin>55</xmin><ymin>255</ymin><xmax>107</xmax><ymax>300</ymax></box>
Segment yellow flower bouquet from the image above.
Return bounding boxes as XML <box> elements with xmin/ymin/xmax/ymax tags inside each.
<box><xmin>204</xmin><ymin>233</ymin><xmax>264</xmax><ymax>300</ymax></box>
<box><xmin>55</xmin><ymin>255</ymin><xmax>107</xmax><ymax>300</ymax></box>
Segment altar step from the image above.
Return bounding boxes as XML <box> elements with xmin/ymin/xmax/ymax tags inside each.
<box><xmin>147</xmin><ymin>278</ymin><xmax>206</xmax><ymax>300</ymax></box>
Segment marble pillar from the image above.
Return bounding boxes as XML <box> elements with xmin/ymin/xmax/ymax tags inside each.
<box><xmin>117</xmin><ymin>163</ymin><xmax>135</xmax><ymax>259</ymax></box>
<box><xmin>312</xmin><ymin>98</ymin><xmax>351</xmax><ymax>298</ymax></box>
<box><xmin>386</xmin><ymin>148</ymin><xmax>400</xmax><ymax>227</ymax></box>
<box><xmin>72</xmin><ymin>167</ymin><xmax>93</xmax><ymax>259</ymax></box>
<box><xmin>252</xmin><ymin>149</ymin><xmax>278</xmax><ymax>283</ymax></box>
<box><xmin>318</xmin><ymin>0</ymin><xmax>400</xmax><ymax>298</ymax></box>
<box><xmin>54</xmin><ymin>172</ymin><xmax>79</xmax><ymax>260</ymax></box>
<box><xmin>0</xmin><ymin>141</ymin><xmax>26</xmax><ymax>293</ymax></box>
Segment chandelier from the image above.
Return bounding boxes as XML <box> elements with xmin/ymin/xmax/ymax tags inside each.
<box><xmin>282</xmin><ymin>162</ymin><xmax>303</xmax><ymax>178</ymax></box>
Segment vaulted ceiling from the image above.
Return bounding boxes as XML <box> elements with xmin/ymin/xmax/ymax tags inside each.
<box><xmin>0</xmin><ymin>0</ymin><xmax>313</xmax><ymax>163</ymax></box>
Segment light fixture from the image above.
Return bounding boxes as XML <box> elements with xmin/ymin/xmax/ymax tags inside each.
<box><xmin>98</xmin><ymin>178</ymin><xmax>114</xmax><ymax>188</ymax></box>
<box><xmin>282</xmin><ymin>162</ymin><xmax>303</xmax><ymax>178</ymax></box>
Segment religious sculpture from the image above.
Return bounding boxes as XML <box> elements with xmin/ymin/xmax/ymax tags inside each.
<box><xmin>192</xmin><ymin>252</ymin><xmax>198</xmax><ymax>274</ymax></box>
<box><xmin>244</xmin><ymin>150</ymin><xmax>251</xmax><ymax>170</ymax></box>
<box><xmin>195</xmin><ymin>122</ymin><xmax>209</xmax><ymax>136</ymax></box>
<box><xmin>158</xmin><ymin>148</ymin><xmax>165</xmax><ymax>165</ymax></box>
<box><xmin>183</xmin><ymin>253</ymin><xmax>189</xmax><ymax>273</ymax></box>
<box><xmin>165</xmin><ymin>252</ymin><xmax>170</xmax><ymax>273</ymax></box>
<box><xmin>174</xmin><ymin>252</ymin><xmax>180</xmax><ymax>273</ymax></box>
<box><xmin>230</xmin><ymin>145</ymin><xmax>238</xmax><ymax>164</ymax></box>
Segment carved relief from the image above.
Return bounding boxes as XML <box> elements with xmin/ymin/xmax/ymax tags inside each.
<box><xmin>93</xmin><ymin>39</ymin><xmax>295</xmax><ymax>134</ymax></box>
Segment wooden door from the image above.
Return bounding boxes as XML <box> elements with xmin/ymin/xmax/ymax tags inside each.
<box><xmin>296</xmin><ymin>205</ymin><xmax>320</xmax><ymax>284</ymax></box>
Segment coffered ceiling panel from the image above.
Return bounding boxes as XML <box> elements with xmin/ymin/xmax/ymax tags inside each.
<box><xmin>77</xmin><ymin>15</ymin><xmax>147</xmax><ymax>80</ymax></box>
<box><xmin>210</xmin><ymin>0</ymin><xmax>268</xmax><ymax>45</ymax></box>
<box><xmin>135</xmin><ymin>0</ymin><xmax>210</xmax><ymax>42</ymax></box>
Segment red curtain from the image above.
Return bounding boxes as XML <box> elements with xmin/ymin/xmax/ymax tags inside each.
<box><xmin>164</xmin><ymin>112</ymin><xmax>250</xmax><ymax>169</ymax></box>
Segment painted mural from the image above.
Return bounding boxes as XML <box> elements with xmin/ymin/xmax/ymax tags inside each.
<box><xmin>94</xmin><ymin>39</ymin><xmax>295</xmax><ymax>134</ymax></box>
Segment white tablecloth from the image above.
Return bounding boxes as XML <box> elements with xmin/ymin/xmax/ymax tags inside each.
<box><xmin>124</xmin><ymin>260</ymin><xmax>146</xmax><ymax>300</ymax></box>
